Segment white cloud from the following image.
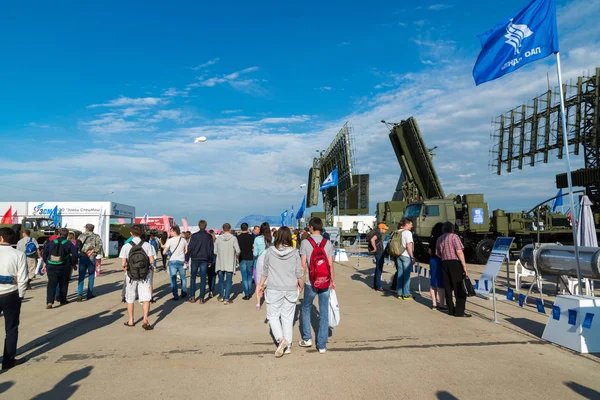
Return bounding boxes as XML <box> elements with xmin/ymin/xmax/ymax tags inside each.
<box><xmin>190</xmin><ymin>58</ymin><xmax>220</xmax><ymax>71</ymax></box>
<box><xmin>339</xmin><ymin>42</ymin><xmax>351</xmax><ymax>46</ymax></box>
<box><xmin>88</xmin><ymin>96</ymin><xmax>163</xmax><ymax>108</ymax></box>
<box><xmin>257</xmin><ymin>115</ymin><xmax>311</xmax><ymax>124</ymax></box>
<box><xmin>163</xmin><ymin>87</ymin><xmax>188</xmax><ymax>97</ymax></box>
<box><xmin>26</xmin><ymin>122</ymin><xmax>50</xmax><ymax>128</ymax></box>
<box><xmin>428</xmin><ymin>4</ymin><xmax>453</xmax><ymax>11</ymax></box>
<box><xmin>221</xmin><ymin>109</ymin><xmax>242</xmax><ymax>114</ymax></box>
<box><xmin>188</xmin><ymin>66</ymin><xmax>265</xmax><ymax>95</ymax></box>
<box><xmin>316</xmin><ymin>86</ymin><xmax>334</xmax><ymax>91</ymax></box>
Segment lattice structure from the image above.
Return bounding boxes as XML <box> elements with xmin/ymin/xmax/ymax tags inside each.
<box><xmin>490</xmin><ymin>68</ymin><xmax>600</xmax><ymax>203</ymax></box>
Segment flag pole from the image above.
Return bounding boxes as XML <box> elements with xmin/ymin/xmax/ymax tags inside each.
<box><xmin>336</xmin><ymin>183</ymin><xmax>340</xmax><ymax>229</ymax></box>
<box><xmin>556</xmin><ymin>51</ymin><xmax>583</xmax><ymax>296</ymax></box>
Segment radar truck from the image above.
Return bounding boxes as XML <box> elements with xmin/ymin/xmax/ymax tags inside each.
<box><xmin>378</xmin><ymin>117</ymin><xmax>583</xmax><ymax>263</ymax></box>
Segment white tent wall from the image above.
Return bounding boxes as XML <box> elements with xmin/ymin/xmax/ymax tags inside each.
<box><xmin>24</xmin><ymin>201</ymin><xmax>135</xmax><ymax>257</ymax></box>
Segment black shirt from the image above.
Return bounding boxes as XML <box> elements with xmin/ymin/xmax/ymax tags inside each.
<box><xmin>237</xmin><ymin>232</ymin><xmax>254</xmax><ymax>261</ymax></box>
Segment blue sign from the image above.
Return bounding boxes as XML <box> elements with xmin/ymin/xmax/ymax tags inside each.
<box><xmin>551</xmin><ymin>305</ymin><xmax>560</xmax><ymax>320</ymax></box>
<box><xmin>492</xmin><ymin>237</ymin><xmax>513</xmax><ymax>253</ymax></box>
<box><xmin>472</xmin><ymin>208</ymin><xmax>485</xmax><ymax>225</ymax></box>
<box><xmin>519</xmin><ymin>293</ymin><xmax>525</xmax><ymax>307</ymax></box>
<box><xmin>583</xmin><ymin>313</ymin><xmax>594</xmax><ymax>329</ymax></box>
<box><xmin>506</xmin><ymin>287</ymin><xmax>514</xmax><ymax>301</ymax></box>
<box><xmin>568</xmin><ymin>309</ymin><xmax>577</xmax><ymax>325</ymax></box>
<box><xmin>536</xmin><ymin>299</ymin><xmax>546</xmax><ymax>314</ymax></box>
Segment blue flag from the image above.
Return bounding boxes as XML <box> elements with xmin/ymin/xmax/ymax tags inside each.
<box><xmin>473</xmin><ymin>0</ymin><xmax>559</xmax><ymax>86</ymax></box>
<box><xmin>296</xmin><ymin>196</ymin><xmax>306</xmax><ymax>220</ymax></box>
<box><xmin>551</xmin><ymin>188</ymin><xmax>563</xmax><ymax>212</ymax></box>
<box><xmin>320</xmin><ymin>168</ymin><xmax>339</xmax><ymax>192</ymax></box>
<box><xmin>280</xmin><ymin>211</ymin><xmax>286</xmax><ymax>226</ymax></box>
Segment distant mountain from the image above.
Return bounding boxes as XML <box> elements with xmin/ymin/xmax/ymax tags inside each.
<box><xmin>236</xmin><ymin>214</ymin><xmax>281</xmax><ymax>228</ymax></box>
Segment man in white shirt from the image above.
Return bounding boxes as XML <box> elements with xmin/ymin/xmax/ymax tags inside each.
<box><xmin>120</xmin><ymin>225</ymin><xmax>156</xmax><ymax>330</ymax></box>
<box><xmin>395</xmin><ymin>218</ymin><xmax>415</xmax><ymax>300</ymax></box>
<box><xmin>0</xmin><ymin>228</ymin><xmax>28</xmax><ymax>370</ymax></box>
<box><xmin>163</xmin><ymin>225</ymin><xmax>188</xmax><ymax>301</ymax></box>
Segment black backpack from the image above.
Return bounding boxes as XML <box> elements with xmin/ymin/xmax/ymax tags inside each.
<box><xmin>127</xmin><ymin>240</ymin><xmax>150</xmax><ymax>281</ymax></box>
<box><xmin>47</xmin><ymin>239</ymin><xmax>70</xmax><ymax>265</ymax></box>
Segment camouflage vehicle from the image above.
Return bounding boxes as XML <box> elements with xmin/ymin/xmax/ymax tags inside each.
<box><xmin>110</xmin><ymin>223</ymin><xmax>165</xmax><ymax>242</ymax></box>
<box><xmin>0</xmin><ymin>216</ymin><xmax>82</xmax><ymax>246</ymax></box>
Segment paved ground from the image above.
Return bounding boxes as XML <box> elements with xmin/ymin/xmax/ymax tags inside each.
<box><xmin>1</xmin><ymin>256</ymin><xmax>599</xmax><ymax>399</ymax></box>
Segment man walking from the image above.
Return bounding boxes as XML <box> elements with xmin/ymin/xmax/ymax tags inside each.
<box><xmin>120</xmin><ymin>225</ymin><xmax>156</xmax><ymax>330</ymax></box>
<box><xmin>370</xmin><ymin>223</ymin><xmax>388</xmax><ymax>292</ymax></box>
<box><xmin>436</xmin><ymin>222</ymin><xmax>471</xmax><ymax>318</ymax></box>
<box><xmin>16</xmin><ymin>229</ymin><xmax>41</xmax><ymax>289</ymax></box>
<box><xmin>163</xmin><ymin>226</ymin><xmax>187</xmax><ymax>301</ymax></box>
<box><xmin>186</xmin><ymin>220</ymin><xmax>214</xmax><ymax>304</ymax></box>
<box><xmin>237</xmin><ymin>223</ymin><xmax>255</xmax><ymax>300</ymax></box>
<box><xmin>0</xmin><ymin>228</ymin><xmax>28</xmax><ymax>370</ymax></box>
<box><xmin>42</xmin><ymin>228</ymin><xmax>78</xmax><ymax>309</ymax></box>
<box><xmin>299</xmin><ymin>217</ymin><xmax>336</xmax><ymax>353</ymax></box>
<box><xmin>76</xmin><ymin>224</ymin><xmax>103</xmax><ymax>302</ymax></box>
<box><xmin>214</xmin><ymin>223</ymin><xmax>240</xmax><ymax>305</ymax></box>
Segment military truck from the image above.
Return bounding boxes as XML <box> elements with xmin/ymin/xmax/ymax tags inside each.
<box><xmin>110</xmin><ymin>223</ymin><xmax>165</xmax><ymax>242</ymax></box>
<box><xmin>405</xmin><ymin>193</ymin><xmax>584</xmax><ymax>263</ymax></box>
<box><xmin>0</xmin><ymin>216</ymin><xmax>81</xmax><ymax>246</ymax></box>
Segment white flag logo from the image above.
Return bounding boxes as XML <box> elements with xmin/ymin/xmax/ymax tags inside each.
<box><xmin>504</xmin><ymin>19</ymin><xmax>533</xmax><ymax>55</ymax></box>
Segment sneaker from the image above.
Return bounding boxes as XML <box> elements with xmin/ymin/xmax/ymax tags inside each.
<box><xmin>198</xmin><ymin>298</ymin><xmax>204</xmax><ymax>304</ymax></box>
<box><xmin>284</xmin><ymin>345</ymin><xmax>292</xmax><ymax>354</ymax></box>
<box><xmin>87</xmin><ymin>294</ymin><xmax>96</xmax><ymax>300</ymax></box>
<box><xmin>224</xmin><ymin>300</ymin><xmax>232</xmax><ymax>305</ymax></box>
<box><xmin>318</xmin><ymin>348</ymin><xmax>327</xmax><ymax>354</ymax></box>
<box><xmin>298</xmin><ymin>339</ymin><xmax>312</xmax><ymax>347</ymax></box>
<box><xmin>402</xmin><ymin>295</ymin><xmax>413</xmax><ymax>301</ymax></box>
<box><xmin>46</xmin><ymin>303</ymin><xmax>52</xmax><ymax>309</ymax></box>
<box><xmin>397</xmin><ymin>296</ymin><xmax>403</xmax><ymax>300</ymax></box>
<box><xmin>60</xmin><ymin>301</ymin><xmax>69</xmax><ymax>306</ymax></box>
<box><xmin>373</xmin><ymin>287</ymin><xmax>384</xmax><ymax>292</ymax></box>
<box><xmin>208</xmin><ymin>293</ymin><xmax>214</xmax><ymax>299</ymax></box>
<box><xmin>217</xmin><ymin>296</ymin><xmax>223</xmax><ymax>302</ymax></box>
<box><xmin>76</xmin><ymin>296</ymin><xmax>83</xmax><ymax>302</ymax></box>
<box><xmin>456</xmin><ymin>313</ymin><xmax>472</xmax><ymax>318</ymax></box>
<box><xmin>275</xmin><ymin>339</ymin><xmax>288</xmax><ymax>358</ymax></box>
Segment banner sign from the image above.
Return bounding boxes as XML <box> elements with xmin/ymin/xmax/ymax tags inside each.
<box><xmin>476</xmin><ymin>237</ymin><xmax>514</xmax><ymax>296</ymax></box>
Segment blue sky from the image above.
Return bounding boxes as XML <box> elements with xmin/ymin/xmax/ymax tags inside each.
<box><xmin>1</xmin><ymin>0</ymin><xmax>600</xmax><ymax>227</ymax></box>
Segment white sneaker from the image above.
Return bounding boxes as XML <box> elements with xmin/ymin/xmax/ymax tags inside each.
<box><xmin>298</xmin><ymin>339</ymin><xmax>312</xmax><ymax>347</ymax></box>
<box><xmin>318</xmin><ymin>348</ymin><xmax>327</xmax><ymax>354</ymax></box>
<box><xmin>275</xmin><ymin>339</ymin><xmax>288</xmax><ymax>358</ymax></box>
<box><xmin>284</xmin><ymin>345</ymin><xmax>292</xmax><ymax>354</ymax></box>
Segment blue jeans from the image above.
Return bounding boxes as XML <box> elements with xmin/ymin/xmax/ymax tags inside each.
<box><xmin>301</xmin><ymin>285</ymin><xmax>330</xmax><ymax>350</ymax></box>
<box><xmin>77</xmin><ymin>257</ymin><xmax>96</xmax><ymax>297</ymax></box>
<box><xmin>168</xmin><ymin>261</ymin><xmax>187</xmax><ymax>298</ymax></box>
<box><xmin>190</xmin><ymin>260</ymin><xmax>209</xmax><ymax>299</ymax></box>
<box><xmin>396</xmin><ymin>256</ymin><xmax>413</xmax><ymax>296</ymax></box>
<box><xmin>217</xmin><ymin>271</ymin><xmax>233</xmax><ymax>300</ymax></box>
<box><xmin>373</xmin><ymin>253</ymin><xmax>385</xmax><ymax>289</ymax></box>
<box><xmin>239</xmin><ymin>260</ymin><xmax>254</xmax><ymax>297</ymax></box>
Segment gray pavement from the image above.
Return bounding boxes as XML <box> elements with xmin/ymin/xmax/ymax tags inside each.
<box><xmin>1</xmin><ymin>256</ymin><xmax>599</xmax><ymax>399</ymax></box>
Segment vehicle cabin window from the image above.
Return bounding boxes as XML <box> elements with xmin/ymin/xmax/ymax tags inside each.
<box><xmin>424</xmin><ymin>205</ymin><xmax>440</xmax><ymax>217</ymax></box>
<box><xmin>24</xmin><ymin>221</ymin><xmax>34</xmax><ymax>229</ymax></box>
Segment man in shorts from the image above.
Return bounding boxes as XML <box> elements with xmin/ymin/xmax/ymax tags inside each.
<box><xmin>119</xmin><ymin>225</ymin><xmax>156</xmax><ymax>330</ymax></box>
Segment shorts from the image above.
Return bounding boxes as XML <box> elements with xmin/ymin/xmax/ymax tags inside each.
<box><xmin>125</xmin><ymin>271</ymin><xmax>153</xmax><ymax>304</ymax></box>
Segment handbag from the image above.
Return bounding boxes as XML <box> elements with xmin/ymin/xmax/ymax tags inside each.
<box><xmin>462</xmin><ymin>275</ymin><xmax>476</xmax><ymax>297</ymax></box>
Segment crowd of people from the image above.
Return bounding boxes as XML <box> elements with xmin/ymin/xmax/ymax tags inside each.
<box><xmin>368</xmin><ymin>217</ymin><xmax>471</xmax><ymax>318</ymax></box>
<box><xmin>0</xmin><ymin>213</ymin><xmax>473</xmax><ymax>369</ymax></box>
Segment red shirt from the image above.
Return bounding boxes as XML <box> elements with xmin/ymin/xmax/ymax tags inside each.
<box><xmin>436</xmin><ymin>233</ymin><xmax>464</xmax><ymax>261</ymax></box>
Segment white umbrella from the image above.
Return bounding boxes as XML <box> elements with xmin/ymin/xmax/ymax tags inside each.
<box><xmin>576</xmin><ymin>195</ymin><xmax>597</xmax><ymax>247</ymax></box>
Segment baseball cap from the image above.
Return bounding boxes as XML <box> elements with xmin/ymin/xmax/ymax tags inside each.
<box><xmin>378</xmin><ymin>223</ymin><xmax>389</xmax><ymax>230</ymax></box>
<box><xmin>85</xmin><ymin>223</ymin><xmax>95</xmax><ymax>231</ymax></box>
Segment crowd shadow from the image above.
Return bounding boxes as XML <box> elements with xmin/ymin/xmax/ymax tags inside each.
<box><xmin>0</xmin><ymin>381</ymin><xmax>14</xmax><ymax>394</ymax></box>
<box><xmin>17</xmin><ymin>309</ymin><xmax>124</xmax><ymax>361</ymax></box>
<box><xmin>350</xmin><ymin>273</ymin><xmax>372</xmax><ymax>289</ymax></box>
<box><xmin>148</xmin><ymin>282</ymin><xmax>188</xmax><ymax>327</ymax></box>
<box><xmin>436</xmin><ymin>391</ymin><xmax>460</xmax><ymax>400</ymax></box>
<box><xmin>564</xmin><ymin>381</ymin><xmax>600</xmax><ymax>399</ymax></box>
<box><xmin>31</xmin><ymin>366</ymin><xmax>93</xmax><ymax>399</ymax></box>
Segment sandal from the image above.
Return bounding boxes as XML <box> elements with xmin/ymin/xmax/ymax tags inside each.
<box><xmin>142</xmin><ymin>322</ymin><xmax>153</xmax><ymax>331</ymax></box>
<box><xmin>189</xmin><ymin>297</ymin><xmax>196</xmax><ymax>303</ymax></box>
<box><xmin>124</xmin><ymin>322</ymin><xmax>135</xmax><ymax>327</ymax></box>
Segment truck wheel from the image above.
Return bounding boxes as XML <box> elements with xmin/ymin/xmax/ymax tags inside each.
<box><xmin>475</xmin><ymin>239</ymin><xmax>494</xmax><ymax>264</ymax></box>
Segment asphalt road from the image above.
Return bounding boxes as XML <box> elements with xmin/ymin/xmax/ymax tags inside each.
<box><xmin>0</xmin><ymin>256</ymin><xmax>599</xmax><ymax>399</ymax></box>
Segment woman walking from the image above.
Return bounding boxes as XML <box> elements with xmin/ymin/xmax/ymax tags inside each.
<box><xmin>253</xmin><ymin>222</ymin><xmax>272</xmax><ymax>310</ymax></box>
<box><xmin>428</xmin><ymin>223</ymin><xmax>446</xmax><ymax>310</ymax></box>
<box><xmin>257</xmin><ymin>227</ymin><xmax>303</xmax><ymax>358</ymax></box>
